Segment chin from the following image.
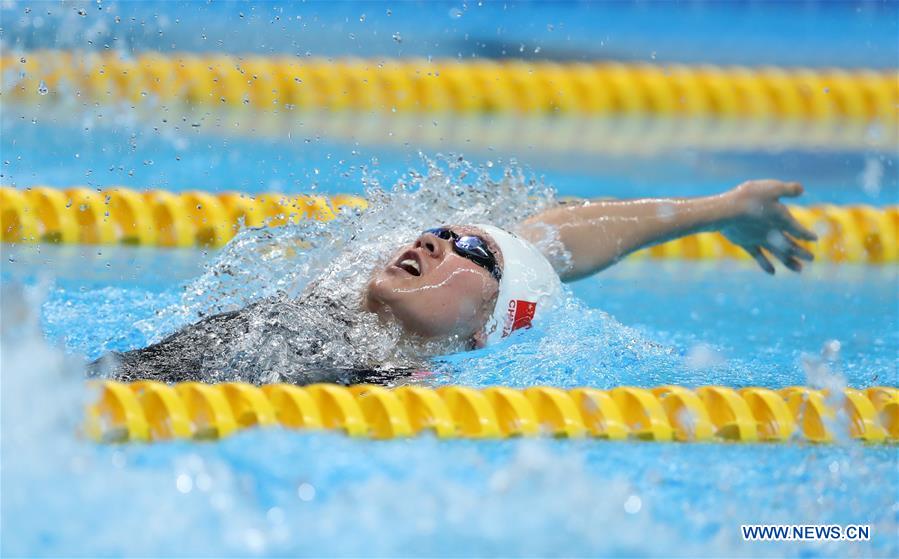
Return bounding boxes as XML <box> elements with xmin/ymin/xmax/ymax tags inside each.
<box><xmin>366</xmin><ymin>272</ymin><xmax>399</xmax><ymax>305</ymax></box>
<box><xmin>363</xmin><ymin>274</ymin><xmax>389</xmax><ymax>312</ymax></box>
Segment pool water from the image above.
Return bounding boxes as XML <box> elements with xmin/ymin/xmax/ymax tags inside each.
<box><xmin>3</xmin><ymin>298</ymin><xmax>899</xmax><ymax>558</ymax></box>
<box><xmin>3</xmin><ymin>243</ymin><xmax>897</xmax><ymax>557</ymax></box>
<box><xmin>3</xmin><ymin>106</ymin><xmax>896</xmax><ymax>207</ymax></box>
<box><xmin>2</xmin><ymin>100</ymin><xmax>897</xmax><ymax>558</ymax></box>
<box><xmin>3</xmin><ymin>104</ymin><xmax>897</xmax><ymax>555</ymax></box>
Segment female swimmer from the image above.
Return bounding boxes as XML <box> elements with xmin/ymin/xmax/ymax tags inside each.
<box><xmin>94</xmin><ymin>179</ymin><xmax>816</xmax><ymax>384</ymax></box>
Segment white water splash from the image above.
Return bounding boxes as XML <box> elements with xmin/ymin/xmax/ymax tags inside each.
<box><xmin>115</xmin><ymin>156</ymin><xmax>561</xmax><ymax>383</ymax></box>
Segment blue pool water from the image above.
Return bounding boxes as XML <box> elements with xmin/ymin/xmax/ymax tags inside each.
<box><xmin>3</xmin><ymin>106</ymin><xmax>897</xmax><ymax>206</ymax></box>
<box><xmin>3</xmin><ymin>271</ymin><xmax>899</xmax><ymax>557</ymax></box>
<box><xmin>3</xmin><ymin>1</ymin><xmax>899</xmax><ymax>556</ymax></box>
<box><xmin>3</xmin><ymin>237</ymin><xmax>897</xmax><ymax>557</ymax></box>
<box><xmin>3</xmin><ymin>1</ymin><xmax>897</xmax><ymax>67</ymax></box>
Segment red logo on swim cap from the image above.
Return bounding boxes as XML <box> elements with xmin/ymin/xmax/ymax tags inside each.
<box><xmin>502</xmin><ymin>299</ymin><xmax>537</xmax><ymax>337</ymax></box>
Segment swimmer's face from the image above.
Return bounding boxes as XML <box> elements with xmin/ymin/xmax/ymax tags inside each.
<box><xmin>364</xmin><ymin>226</ymin><xmax>502</xmax><ymax>347</ymax></box>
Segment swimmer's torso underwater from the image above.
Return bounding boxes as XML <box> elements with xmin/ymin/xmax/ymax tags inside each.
<box><xmin>90</xmin><ymin>161</ymin><xmax>817</xmax><ymax>386</ymax></box>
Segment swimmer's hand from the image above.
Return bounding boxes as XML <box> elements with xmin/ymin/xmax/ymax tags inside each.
<box><xmin>720</xmin><ymin>180</ymin><xmax>818</xmax><ymax>274</ymax></box>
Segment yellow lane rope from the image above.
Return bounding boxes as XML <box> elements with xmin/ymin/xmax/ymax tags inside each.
<box><xmin>0</xmin><ymin>186</ymin><xmax>366</xmax><ymax>248</ymax></box>
<box><xmin>2</xmin><ymin>186</ymin><xmax>896</xmax><ymax>263</ymax></box>
<box><xmin>86</xmin><ymin>381</ymin><xmax>898</xmax><ymax>444</ymax></box>
<box><xmin>3</xmin><ymin>51</ymin><xmax>896</xmax><ymax>121</ymax></box>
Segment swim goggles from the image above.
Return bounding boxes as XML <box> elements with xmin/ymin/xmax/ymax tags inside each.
<box><xmin>424</xmin><ymin>227</ymin><xmax>502</xmax><ymax>281</ymax></box>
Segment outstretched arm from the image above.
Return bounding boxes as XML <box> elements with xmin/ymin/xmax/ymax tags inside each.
<box><xmin>518</xmin><ymin>180</ymin><xmax>818</xmax><ymax>282</ymax></box>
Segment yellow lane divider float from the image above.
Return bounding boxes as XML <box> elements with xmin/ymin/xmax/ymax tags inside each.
<box><xmin>3</xmin><ymin>50</ymin><xmax>896</xmax><ymax>121</ymax></box>
<box><xmin>0</xmin><ymin>186</ymin><xmax>367</xmax><ymax>248</ymax></box>
<box><xmin>86</xmin><ymin>381</ymin><xmax>898</xmax><ymax>444</ymax></box>
<box><xmin>2</xmin><ymin>186</ymin><xmax>897</xmax><ymax>263</ymax></box>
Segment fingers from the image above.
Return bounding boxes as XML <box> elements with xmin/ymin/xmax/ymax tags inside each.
<box><xmin>785</xmin><ymin>256</ymin><xmax>804</xmax><ymax>272</ymax></box>
<box><xmin>780</xmin><ymin>181</ymin><xmax>804</xmax><ymax>198</ymax></box>
<box><xmin>772</xmin><ymin>249</ymin><xmax>803</xmax><ymax>272</ymax></box>
<box><xmin>777</xmin><ymin>206</ymin><xmax>818</xmax><ymax>241</ymax></box>
<box><xmin>764</xmin><ymin>231</ymin><xmax>811</xmax><ymax>273</ymax></box>
<box><xmin>746</xmin><ymin>246</ymin><xmax>775</xmax><ymax>275</ymax></box>
<box><xmin>744</xmin><ymin>179</ymin><xmax>805</xmax><ymax>199</ymax></box>
<box><xmin>764</xmin><ymin>239</ymin><xmax>795</xmax><ymax>273</ymax></box>
<box><xmin>746</xmin><ymin>237</ymin><xmax>811</xmax><ymax>275</ymax></box>
<box><xmin>770</xmin><ymin>180</ymin><xmax>804</xmax><ymax>198</ymax></box>
<box><xmin>785</xmin><ymin>234</ymin><xmax>814</xmax><ymax>262</ymax></box>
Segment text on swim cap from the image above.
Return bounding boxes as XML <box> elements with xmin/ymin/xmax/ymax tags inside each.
<box><xmin>502</xmin><ymin>299</ymin><xmax>537</xmax><ymax>337</ymax></box>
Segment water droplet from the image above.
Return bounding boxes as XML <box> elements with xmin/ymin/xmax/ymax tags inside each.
<box><xmin>37</xmin><ymin>80</ymin><xmax>48</xmax><ymax>95</ymax></box>
<box><xmin>624</xmin><ymin>495</ymin><xmax>642</xmax><ymax>514</ymax></box>
<box><xmin>297</xmin><ymin>482</ymin><xmax>316</xmax><ymax>501</ymax></box>
<box><xmin>359</xmin><ymin>14</ymin><xmax>366</xmax><ymax>22</ymax></box>
<box><xmin>195</xmin><ymin>473</ymin><xmax>212</xmax><ymax>491</ymax></box>
<box><xmin>77</xmin><ymin>8</ymin><xmax>87</xmax><ymax>16</ymax></box>
<box><xmin>392</xmin><ymin>32</ymin><xmax>402</xmax><ymax>43</ymax></box>
<box><xmin>175</xmin><ymin>473</ymin><xmax>193</xmax><ymax>493</ymax></box>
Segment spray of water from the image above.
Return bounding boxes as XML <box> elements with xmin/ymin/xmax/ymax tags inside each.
<box><xmin>95</xmin><ymin>156</ymin><xmax>563</xmax><ymax>384</ymax></box>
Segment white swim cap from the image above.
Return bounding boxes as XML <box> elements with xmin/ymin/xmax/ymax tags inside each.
<box><xmin>473</xmin><ymin>224</ymin><xmax>562</xmax><ymax>345</ymax></box>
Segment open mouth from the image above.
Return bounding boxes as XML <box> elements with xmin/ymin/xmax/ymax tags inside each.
<box><xmin>394</xmin><ymin>251</ymin><xmax>422</xmax><ymax>276</ymax></box>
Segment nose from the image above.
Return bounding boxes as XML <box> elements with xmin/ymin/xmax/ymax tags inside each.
<box><xmin>416</xmin><ymin>232</ymin><xmax>447</xmax><ymax>259</ymax></box>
